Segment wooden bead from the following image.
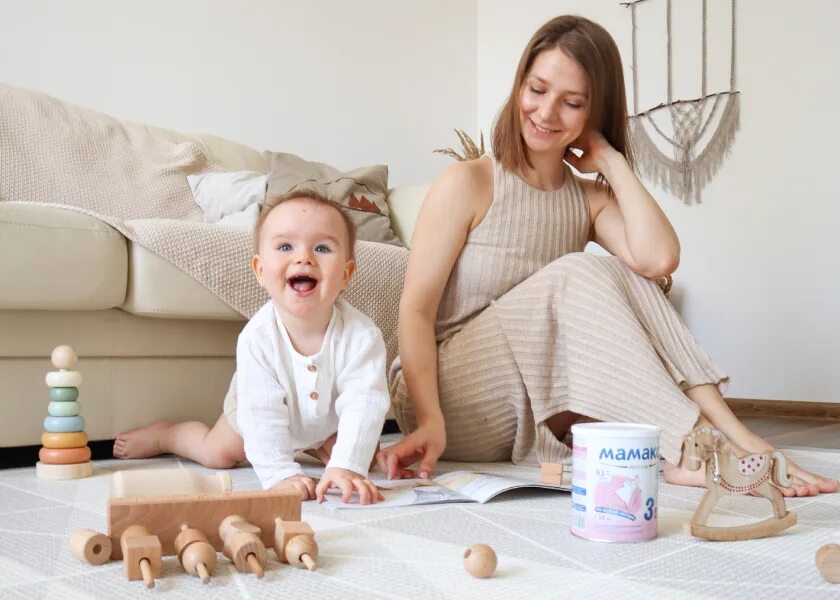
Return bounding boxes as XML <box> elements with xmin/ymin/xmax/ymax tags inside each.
<box><xmin>48</xmin><ymin>401</ymin><xmax>81</xmax><ymax>417</ymax></box>
<box><xmin>816</xmin><ymin>544</ymin><xmax>840</xmax><ymax>584</ymax></box>
<box><xmin>43</xmin><ymin>415</ymin><xmax>85</xmax><ymax>433</ymax></box>
<box><xmin>51</xmin><ymin>345</ymin><xmax>78</xmax><ymax>370</ymax></box>
<box><xmin>175</xmin><ymin>524</ymin><xmax>216</xmax><ymax>583</ymax></box>
<box><xmin>463</xmin><ymin>544</ymin><xmax>497</xmax><ymax>578</ymax></box>
<box><xmin>39</xmin><ymin>446</ymin><xmax>91</xmax><ymax>465</ymax></box>
<box><xmin>41</xmin><ymin>431</ymin><xmax>88</xmax><ymax>449</ymax></box>
<box><xmin>45</xmin><ymin>370</ymin><xmax>83</xmax><ymax>388</ymax></box>
<box><xmin>182</xmin><ymin>542</ymin><xmax>217</xmax><ymax>583</ymax></box>
<box><xmin>36</xmin><ymin>461</ymin><xmax>93</xmax><ymax>480</ymax></box>
<box><xmin>285</xmin><ymin>535</ymin><xmax>318</xmax><ymax>571</ymax></box>
<box><xmin>70</xmin><ymin>528</ymin><xmax>112</xmax><ymax>565</ymax></box>
<box><xmin>50</xmin><ymin>387</ymin><xmax>79</xmax><ymax>402</ymax></box>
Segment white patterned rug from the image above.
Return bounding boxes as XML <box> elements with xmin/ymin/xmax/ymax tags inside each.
<box><xmin>0</xmin><ymin>443</ymin><xmax>838</xmax><ymax>599</ymax></box>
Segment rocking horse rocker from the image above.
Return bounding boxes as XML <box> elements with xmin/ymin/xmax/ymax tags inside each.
<box><xmin>683</xmin><ymin>427</ymin><xmax>797</xmax><ymax>541</ymax></box>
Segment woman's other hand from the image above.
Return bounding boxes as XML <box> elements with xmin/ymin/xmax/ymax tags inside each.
<box><xmin>376</xmin><ymin>420</ymin><xmax>447</xmax><ymax>480</ymax></box>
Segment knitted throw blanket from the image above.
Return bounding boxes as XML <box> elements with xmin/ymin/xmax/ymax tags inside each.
<box><xmin>0</xmin><ymin>83</ymin><xmax>407</xmax><ymax>365</ymax></box>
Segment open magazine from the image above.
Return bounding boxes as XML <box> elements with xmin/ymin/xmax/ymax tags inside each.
<box><xmin>320</xmin><ymin>470</ymin><xmax>571</xmax><ymax>510</ymax></box>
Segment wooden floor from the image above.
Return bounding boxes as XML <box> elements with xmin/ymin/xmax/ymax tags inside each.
<box><xmin>744</xmin><ymin>416</ymin><xmax>840</xmax><ymax>450</ymax></box>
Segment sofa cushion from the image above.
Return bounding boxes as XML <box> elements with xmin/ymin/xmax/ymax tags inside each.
<box><xmin>0</xmin><ymin>203</ymin><xmax>127</xmax><ymax>310</ymax></box>
<box><xmin>386</xmin><ymin>184</ymin><xmax>429</xmax><ymax>248</ymax></box>
<box><xmin>265</xmin><ymin>151</ymin><xmax>403</xmax><ymax>247</ymax></box>
<box><xmin>121</xmin><ymin>242</ymin><xmax>244</xmax><ymax>320</ymax></box>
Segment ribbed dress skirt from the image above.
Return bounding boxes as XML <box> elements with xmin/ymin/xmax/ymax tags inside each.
<box><xmin>389</xmin><ymin>158</ymin><xmax>728</xmax><ymax>465</ymax></box>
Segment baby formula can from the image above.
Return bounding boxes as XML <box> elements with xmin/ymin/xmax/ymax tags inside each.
<box><xmin>570</xmin><ymin>422</ymin><xmax>660</xmax><ymax>542</ymax></box>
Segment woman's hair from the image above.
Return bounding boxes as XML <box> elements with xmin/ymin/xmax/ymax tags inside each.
<box><xmin>492</xmin><ymin>15</ymin><xmax>633</xmax><ymax>188</ymax></box>
<box><xmin>254</xmin><ymin>189</ymin><xmax>357</xmax><ymax>258</ymax></box>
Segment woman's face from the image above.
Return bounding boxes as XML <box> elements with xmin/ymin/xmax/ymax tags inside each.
<box><xmin>519</xmin><ymin>47</ymin><xmax>590</xmax><ymax>157</ymax></box>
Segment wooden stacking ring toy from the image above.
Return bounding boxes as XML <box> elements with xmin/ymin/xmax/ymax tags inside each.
<box><xmin>43</xmin><ymin>415</ymin><xmax>86</xmax><ymax>433</ymax></box>
<box><xmin>41</xmin><ymin>431</ymin><xmax>88</xmax><ymax>449</ymax></box>
<box><xmin>39</xmin><ymin>446</ymin><xmax>91</xmax><ymax>465</ymax></box>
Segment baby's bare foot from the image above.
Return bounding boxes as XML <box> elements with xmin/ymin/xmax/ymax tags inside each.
<box><xmin>112</xmin><ymin>421</ymin><xmax>173</xmax><ymax>459</ymax></box>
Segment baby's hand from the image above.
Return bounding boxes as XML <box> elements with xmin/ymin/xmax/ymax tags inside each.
<box><xmin>315</xmin><ymin>467</ymin><xmax>384</xmax><ymax>505</ymax></box>
<box><xmin>273</xmin><ymin>474</ymin><xmax>317</xmax><ymax>501</ymax></box>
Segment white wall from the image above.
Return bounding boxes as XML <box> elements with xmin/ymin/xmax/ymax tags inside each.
<box><xmin>479</xmin><ymin>0</ymin><xmax>839</xmax><ymax>402</ymax></box>
<box><xmin>0</xmin><ymin>0</ymin><xmax>477</xmax><ymax>187</ymax></box>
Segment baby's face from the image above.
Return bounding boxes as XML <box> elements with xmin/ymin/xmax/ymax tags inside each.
<box><xmin>253</xmin><ymin>199</ymin><xmax>355</xmax><ymax>321</ymax></box>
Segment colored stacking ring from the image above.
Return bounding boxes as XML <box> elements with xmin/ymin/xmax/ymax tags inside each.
<box><xmin>39</xmin><ymin>446</ymin><xmax>91</xmax><ymax>465</ymax></box>
<box><xmin>48</xmin><ymin>401</ymin><xmax>81</xmax><ymax>417</ymax></box>
<box><xmin>50</xmin><ymin>387</ymin><xmax>79</xmax><ymax>402</ymax></box>
<box><xmin>41</xmin><ymin>431</ymin><xmax>88</xmax><ymax>449</ymax></box>
<box><xmin>43</xmin><ymin>415</ymin><xmax>86</xmax><ymax>433</ymax></box>
<box><xmin>45</xmin><ymin>371</ymin><xmax>83</xmax><ymax>388</ymax></box>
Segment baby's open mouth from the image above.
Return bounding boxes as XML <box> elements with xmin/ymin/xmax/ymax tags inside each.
<box><xmin>288</xmin><ymin>275</ymin><xmax>318</xmax><ymax>293</ymax></box>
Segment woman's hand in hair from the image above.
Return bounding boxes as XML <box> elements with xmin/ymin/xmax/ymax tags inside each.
<box><xmin>564</xmin><ymin>129</ymin><xmax>620</xmax><ymax>175</ymax></box>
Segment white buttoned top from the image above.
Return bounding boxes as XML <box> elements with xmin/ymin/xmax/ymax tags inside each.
<box><xmin>236</xmin><ymin>298</ymin><xmax>390</xmax><ymax>489</ymax></box>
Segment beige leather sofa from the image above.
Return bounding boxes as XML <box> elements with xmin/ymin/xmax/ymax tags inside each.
<box><xmin>0</xmin><ymin>125</ymin><xmax>427</xmax><ymax>448</ymax></box>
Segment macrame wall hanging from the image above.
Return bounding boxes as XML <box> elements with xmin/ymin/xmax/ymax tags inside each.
<box><xmin>622</xmin><ymin>0</ymin><xmax>739</xmax><ymax>204</ymax></box>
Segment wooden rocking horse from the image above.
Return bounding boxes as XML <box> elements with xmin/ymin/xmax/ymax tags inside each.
<box><xmin>683</xmin><ymin>427</ymin><xmax>797</xmax><ymax>541</ymax></box>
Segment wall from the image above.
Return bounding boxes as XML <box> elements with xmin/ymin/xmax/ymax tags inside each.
<box><xmin>0</xmin><ymin>0</ymin><xmax>477</xmax><ymax>187</ymax></box>
<box><xmin>478</xmin><ymin>0</ymin><xmax>839</xmax><ymax>402</ymax></box>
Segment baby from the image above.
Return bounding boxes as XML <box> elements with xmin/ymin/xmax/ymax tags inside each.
<box><xmin>114</xmin><ymin>190</ymin><xmax>390</xmax><ymax>504</ymax></box>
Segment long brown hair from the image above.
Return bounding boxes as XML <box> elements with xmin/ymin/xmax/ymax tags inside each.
<box><xmin>492</xmin><ymin>15</ymin><xmax>632</xmax><ymax>189</ymax></box>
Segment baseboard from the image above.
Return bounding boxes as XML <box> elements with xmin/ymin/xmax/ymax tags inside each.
<box><xmin>726</xmin><ymin>398</ymin><xmax>840</xmax><ymax>421</ymax></box>
<box><xmin>0</xmin><ymin>421</ymin><xmax>405</xmax><ymax>469</ymax></box>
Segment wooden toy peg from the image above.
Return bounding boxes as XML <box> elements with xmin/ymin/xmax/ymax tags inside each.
<box><xmin>273</xmin><ymin>518</ymin><xmax>318</xmax><ymax>570</ymax></box>
<box><xmin>70</xmin><ymin>528</ymin><xmax>112</xmax><ymax>565</ymax></box>
<box><xmin>286</xmin><ymin>535</ymin><xmax>318</xmax><ymax>571</ymax></box>
<box><xmin>218</xmin><ymin>515</ymin><xmax>266</xmax><ymax>578</ymax></box>
<box><xmin>174</xmin><ymin>523</ymin><xmax>217</xmax><ymax>584</ymax></box>
<box><xmin>816</xmin><ymin>544</ymin><xmax>840</xmax><ymax>584</ymax></box>
<box><xmin>120</xmin><ymin>525</ymin><xmax>162</xmax><ymax>588</ymax></box>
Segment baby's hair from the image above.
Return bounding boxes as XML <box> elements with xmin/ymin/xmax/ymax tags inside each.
<box><xmin>254</xmin><ymin>189</ymin><xmax>357</xmax><ymax>259</ymax></box>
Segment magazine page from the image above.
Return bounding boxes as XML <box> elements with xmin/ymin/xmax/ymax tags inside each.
<box><xmin>321</xmin><ymin>470</ymin><xmax>569</xmax><ymax>509</ymax></box>
<box><xmin>433</xmin><ymin>471</ymin><xmax>569</xmax><ymax>503</ymax></box>
<box><xmin>322</xmin><ymin>476</ymin><xmax>474</xmax><ymax>510</ymax></box>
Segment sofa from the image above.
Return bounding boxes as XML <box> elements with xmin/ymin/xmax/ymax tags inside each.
<box><xmin>0</xmin><ymin>123</ymin><xmax>427</xmax><ymax>448</ymax></box>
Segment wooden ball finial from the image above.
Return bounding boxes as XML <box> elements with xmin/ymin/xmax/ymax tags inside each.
<box><xmin>463</xmin><ymin>543</ymin><xmax>497</xmax><ymax>578</ymax></box>
<box><xmin>51</xmin><ymin>345</ymin><xmax>78</xmax><ymax>370</ymax></box>
<box><xmin>286</xmin><ymin>535</ymin><xmax>318</xmax><ymax>571</ymax></box>
<box><xmin>816</xmin><ymin>544</ymin><xmax>840</xmax><ymax>584</ymax></box>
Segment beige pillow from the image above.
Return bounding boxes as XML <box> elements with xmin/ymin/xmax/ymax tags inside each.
<box><xmin>264</xmin><ymin>151</ymin><xmax>403</xmax><ymax>247</ymax></box>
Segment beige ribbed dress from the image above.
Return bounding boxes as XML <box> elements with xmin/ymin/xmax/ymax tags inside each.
<box><xmin>388</xmin><ymin>157</ymin><xmax>728</xmax><ymax>466</ymax></box>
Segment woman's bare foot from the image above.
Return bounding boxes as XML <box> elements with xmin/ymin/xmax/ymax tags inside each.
<box><xmin>777</xmin><ymin>458</ymin><xmax>839</xmax><ymax>497</ymax></box>
<box><xmin>663</xmin><ymin>462</ymin><xmax>706</xmax><ymax>487</ymax></box>
<box><xmin>113</xmin><ymin>421</ymin><xmax>173</xmax><ymax>459</ymax></box>
<box><xmin>664</xmin><ymin>436</ymin><xmax>839</xmax><ymax>497</ymax></box>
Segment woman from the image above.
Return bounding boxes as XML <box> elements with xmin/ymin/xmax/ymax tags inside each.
<box><xmin>376</xmin><ymin>15</ymin><xmax>836</xmax><ymax>496</ymax></box>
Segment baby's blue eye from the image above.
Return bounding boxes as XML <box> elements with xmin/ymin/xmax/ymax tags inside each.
<box><xmin>315</xmin><ymin>245</ymin><xmax>331</xmax><ymax>254</ymax></box>
<box><xmin>278</xmin><ymin>243</ymin><xmax>292</xmax><ymax>252</ymax></box>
